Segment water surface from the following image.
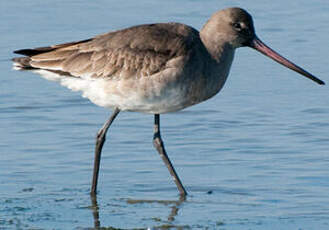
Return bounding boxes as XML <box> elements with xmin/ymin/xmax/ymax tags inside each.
<box><xmin>1</xmin><ymin>0</ymin><xmax>329</xmax><ymax>229</ymax></box>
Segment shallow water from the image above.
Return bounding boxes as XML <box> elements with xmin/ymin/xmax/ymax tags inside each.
<box><xmin>1</xmin><ymin>0</ymin><xmax>329</xmax><ymax>229</ymax></box>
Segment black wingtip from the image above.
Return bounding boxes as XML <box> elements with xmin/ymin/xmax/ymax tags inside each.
<box><xmin>14</xmin><ymin>49</ymin><xmax>34</xmax><ymax>55</ymax></box>
<box><xmin>13</xmin><ymin>47</ymin><xmax>55</xmax><ymax>56</ymax></box>
<box><xmin>13</xmin><ymin>49</ymin><xmax>25</xmax><ymax>55</ymax></box>
<box><xmin>13</xmin><ymin>38</ymin><xmax>93</xmax><ymax>57</ymax></box>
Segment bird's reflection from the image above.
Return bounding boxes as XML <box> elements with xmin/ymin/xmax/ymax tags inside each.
<box><xmin>90</xmin><ymin>194</ymin><xmax>101</xmax><ymax>228</ymax></box>
<box><xmin>90</xmin><ymin>194</ymin><xmax>186</xmax><ymax>229</ymax></box>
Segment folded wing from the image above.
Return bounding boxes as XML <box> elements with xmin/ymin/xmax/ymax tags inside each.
<box><xmin>13</xmin><ymin>23</ymin><xmax>198</xmax><ymax>80</ymax></box>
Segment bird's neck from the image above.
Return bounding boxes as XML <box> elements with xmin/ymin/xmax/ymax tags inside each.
<box><xmin>199</xmin><ymin>27</ymin><xmax>236</xmax><ymax>100</ymax></box>
<box><xmin>200</xmin><ymin>30</ymin><xmax>234</xmax><ymax>63</ymax></box>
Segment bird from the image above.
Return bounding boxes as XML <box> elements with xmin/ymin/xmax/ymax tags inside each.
<box><xmin>12</xmin><ymin>7</ymin><xmax>324</xmax><ymax>197</ymax></box>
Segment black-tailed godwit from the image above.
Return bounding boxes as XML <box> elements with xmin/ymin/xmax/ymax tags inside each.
<box><xmin>13</xmin><ymin>7</ymin><xmax>324</xmax><ymax>196</ymax></box>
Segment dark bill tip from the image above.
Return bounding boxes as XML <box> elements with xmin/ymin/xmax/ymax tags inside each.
<box><xmin>249</xmin><ymin>37</ymin><xmax>325</xmax><ymax>85</ymax></box>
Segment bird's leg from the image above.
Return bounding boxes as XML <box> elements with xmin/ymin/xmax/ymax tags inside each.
<box><xmin>153</xmin><ymin>114</ymin><xmax>187</xmax><ymax>196</ymax></box>
<box><xmin>91</xmin><ymin>107</ymin><xmax>120</xmax><ymax>195</ymax></box>
<box><xmin>90</xmin><ymin>193</ymin><xmax>100</xmax><ymax>228</ymax></box>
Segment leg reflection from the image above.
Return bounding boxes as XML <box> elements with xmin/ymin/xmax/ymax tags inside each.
<box><xmin>90</xmin><ymin>194</ymin><xmax>100</xmax><ymax>228</ymax></box>
<box><xmin>89</xmin><ymin>194</ymin><xmax>186</xmax><ymax>228</ymax></box>
<box><xmin>126</xmin><ymin>194</ymin><xmax>186</xmax><ymax>222</ymax></box>
<box><xmin>168</xmin><ymin>195</ymin><xmax>186</xmax><ymax>222</ymax></box>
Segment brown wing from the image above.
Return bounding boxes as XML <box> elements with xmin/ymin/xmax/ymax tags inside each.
<box><xmin>13</xmin><ymin>23</ymin><xmax>199</xmax><ymax>78</ymax></box>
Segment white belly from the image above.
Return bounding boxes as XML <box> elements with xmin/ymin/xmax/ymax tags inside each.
<box><xmin>35</xmin><ymin>69</ymin><xmax>195</xmax><ymax>114</ymax></box>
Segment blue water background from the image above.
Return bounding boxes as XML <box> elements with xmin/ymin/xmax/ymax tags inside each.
<box><xmin>1</xmin><ymin>0</ymin><xmax>329</xmax><ymax>229</ymax></box>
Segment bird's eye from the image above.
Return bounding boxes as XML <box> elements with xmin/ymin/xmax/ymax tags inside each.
<box><xmin>233</xmin><ymin>22</ymin><xmax>242</xmax><ymax>31</ymax></box>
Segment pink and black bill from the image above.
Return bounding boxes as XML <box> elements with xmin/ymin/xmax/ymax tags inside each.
<box><xmin>248</xmin><ymin>37</ymin><xmax>325</xmax><ymax>85</ymax></box>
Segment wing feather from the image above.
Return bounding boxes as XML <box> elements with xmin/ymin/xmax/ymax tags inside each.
<box><xmin>13</xmin><ymin>23</ymin><xmax>199</xmax><ymax>79</ymax></box>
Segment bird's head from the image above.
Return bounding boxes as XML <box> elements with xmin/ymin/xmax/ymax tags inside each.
<box><xmin>202</xmin><ymin>7</ymin><xmax>324</xmax><ymax>85</ymax></box>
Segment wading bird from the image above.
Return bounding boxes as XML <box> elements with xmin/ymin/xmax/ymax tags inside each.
<box><xmin>13</xmin><ymin>7</ymin><xmax>324</xmax><ymax>196</ymax></box>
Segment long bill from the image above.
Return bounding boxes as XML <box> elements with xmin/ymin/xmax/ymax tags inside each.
<box><xmin>249</xmin><ymin>37</ymin><xmax>325</xmax><ymax>85</ymax></box>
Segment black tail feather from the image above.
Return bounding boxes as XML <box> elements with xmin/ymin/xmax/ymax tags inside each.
<box><xmin>12</xmin><ymin>57</ymin><xmax>33</xmax><ymax>69</ymax></box>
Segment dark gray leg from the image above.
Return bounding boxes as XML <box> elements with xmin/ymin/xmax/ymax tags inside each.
<box><xmin>90</xmin><ymin>194</ymin><xmax>100</xmax><ymax>228</ymax></box>
<box><xmin>153</xmin><ymin>114</ymin><xmax>187</xmax><ymax>196</ymax></box>
<box><xmin>91</xmin><ymin>107</ymin><xmax>120</xmax><ymax>195</ymax></box>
